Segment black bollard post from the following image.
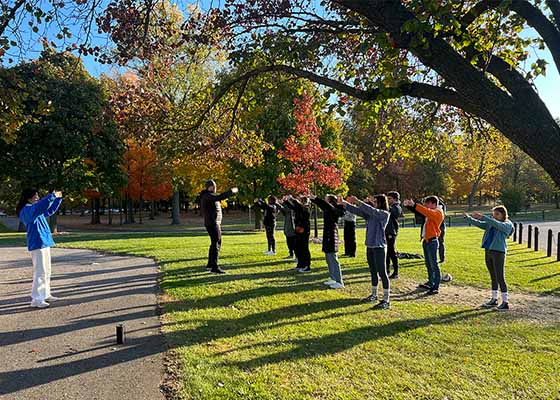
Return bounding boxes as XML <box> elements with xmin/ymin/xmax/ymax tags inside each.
<box><xmin>528</xmin><ymin>225</ymin><xmax>533</xmax><ymax>248</ymax></box>
<box><xmin>116</xmin><ymin>323</ymin><xmax>125</xmax><ymax>344</ymax></box>
<box><xmin>518</xmin><ymin>223</ymin><xmax>523</xmax><ymax>244</ymax></box>
<box><xmin>547</xmin><ymin>229</ymin><xmax>553</xmax><ymax>257</ymax></box>
<box><xmin>513</xmin><ymin>222</ymin><xmax>517</xmax><ymax>242</ymax></box>
<box><xmin>534</xmin><ymin>227</ymin><xmax>539</xmax><ymax>251</ymax></box>
<box><xmin>557</xmin><ymin>233</ymin><xmax>560</xmax><ymax>262</ymax></box>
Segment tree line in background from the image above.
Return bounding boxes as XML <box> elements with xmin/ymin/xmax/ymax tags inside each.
<box><xmin>0</xmin><ymin>1</ymin><xmax>559</xmax><ymax>229</ymax></box>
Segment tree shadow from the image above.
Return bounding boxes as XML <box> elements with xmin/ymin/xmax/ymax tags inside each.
<box><xmin>226</xmin><ymin>309</ymin><xmax>490</xmax><ymax>370</ymax></box>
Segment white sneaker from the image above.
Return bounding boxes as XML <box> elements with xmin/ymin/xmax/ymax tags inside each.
<box><xmin>323</xmin><ymin>279</ymin><xmax>336</xmax><ymax>286</ymax></box>
<box><xmin>45</xmin><ymin>296</ymin><xmax>60</xmax><ymax>302</ymax></box>
<box><xmin>329</xmin><ymin>282</ymin><xmax>345</xmax><ymax>289</ymax></box>
<box><xmin>30</xmin><ymin>300</ymin><xmax>50</xmax><ymax>308</ymax></box>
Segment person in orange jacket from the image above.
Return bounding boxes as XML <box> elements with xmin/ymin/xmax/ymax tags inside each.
<box><xmin>403</xmin><ymin>196</ymin><xmax>445</xmax><ymax>294</ymax></box>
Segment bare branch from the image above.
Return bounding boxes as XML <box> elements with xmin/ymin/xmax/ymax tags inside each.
<box><xmin>0</xmin><ymin>0</ymin><xmax>26</xmax><ymax>37</ymax></box>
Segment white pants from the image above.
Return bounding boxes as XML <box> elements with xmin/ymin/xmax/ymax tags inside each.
<box><xmin>30</xmin><ymin>247</ymin><xmax>52</xmax><ymax>302</ymax></box>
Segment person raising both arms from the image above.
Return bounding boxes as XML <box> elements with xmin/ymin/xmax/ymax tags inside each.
<box><xmin>16</xmin><ymin>188</ymin><xmax>63</xmax><ymax>308</ymax></box>
<box><xmin>309</xmin><ymin>193</ymin><xmax>345</xmax><ymax>289</ymax></box>
<box><xmin>284</xmin><ymin>195</ymin><xmax>312</xmax><ymax>273</ymax></box>
<box><xmin>385</xmin><ymin>191</ymin><xmax>402</xmax><ymax>279</ymax></box>
<box><xmin>339</xmin><ymin>194</ymin><xmax>391</xmax><ymax>309</ymax></box>
<box><xmin>254</xmin><ymin>196</ymin><xmax>280</xmax><ymax>255</ymax></box>
<box><xmin>464</xmin><ymin>207</ymin><xmax>514</xmax><ymax>311</ymax></box>
<box><xmin>403</xmin><ymin>196</ymin><xmax>445</xmax><ymax>295</ymax></box>
<box><xmin>199</xmin><ymin>180</ymin><xmax>238</xmax><ymax>274</ymax></box>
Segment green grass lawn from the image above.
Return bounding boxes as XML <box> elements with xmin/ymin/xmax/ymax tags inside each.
<box><xmin>1</xmin><ymin>227</ymin><xmax>560</xmax><ymax>399</ymax></box>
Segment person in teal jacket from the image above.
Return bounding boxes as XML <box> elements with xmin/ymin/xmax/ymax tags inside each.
<box><xmin>16</xmin><ymin>188</ymin><xmax>63</xmax><ymax>308</ymax></box>
<box><xmin>464</xmin><ymin>206</ymin><xmax>514</xmax><ymax>311</ymax></box>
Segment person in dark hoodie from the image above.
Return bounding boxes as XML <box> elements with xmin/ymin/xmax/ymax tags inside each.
<box><xmin>310</xmin><ymin>193</ymin><xmax>346</xmax><ymax>288</ymax></box>
<box><xmin>285</xmin><ymin>195</ymin><xmax>312</xmax><ymax>273</ymax></box>
<box><xmin>385</xmin><ymin>191</ymin><xmax>402</xmax><ymax>279</ymax></box>
<box><xmin>199</xmin><ymin>180</ymin><xmax>238</xmax><ymax>274</ymax></box>
<box><xmin>16</xmin><ymin>188</ymin><xmax>63</xmax><ymax>308</ymax></box>
<box><xmin>278</xmin><ymin>199</ymin><xmax>297</xmax><ymax>259</ymax></box>
<box><xmin>255</xmin><ymin>196</ymin><xmax>280</xmax><ymax>255</ymax></box>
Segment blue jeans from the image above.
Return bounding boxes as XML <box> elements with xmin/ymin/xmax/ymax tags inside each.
<box><xmin>325</xmin><ymin>252</ymin><xmax>343</xmax><ymax>284</ymax></box>
<box><xmin>423</xmin><ymin>239</ymin><xmax>441</xmax><ymax>290</ymax></box>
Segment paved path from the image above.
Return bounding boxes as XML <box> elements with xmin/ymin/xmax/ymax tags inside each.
<box><xmin>0</xmin><ymin>247</ymin><xmax>166</xmax><ymax>400</ymax></box>
<box><xmin>514</xmin><ymin>220</ymin><xmax>560</xmax><ymax>257</ymax></box>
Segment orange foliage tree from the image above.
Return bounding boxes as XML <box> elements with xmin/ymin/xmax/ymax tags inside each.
<box><xmin>278</xmin><ymin>94</ymin><xmax>344</xmax><ymax>195</ymax></box>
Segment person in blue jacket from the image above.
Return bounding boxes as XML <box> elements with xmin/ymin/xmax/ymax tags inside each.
<box><xmin>16</xmin><ymin>188</ymin><xmax>63</xmax><ymax>308</ymax></box>
<box><xmin>464</xmin><ymin>206</ymin><xmax>514</xmax><ymax>311</ymax></box>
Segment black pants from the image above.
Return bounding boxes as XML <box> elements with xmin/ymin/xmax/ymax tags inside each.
<box><xmin>265</xmin><ymin>224</ymin><xmax>276</xmax><ymax>252</ymax></box>
<box><xmin>438</xmin><ymin>229</ymin><xmax>446</xmax><ymax>262</ymax></box>
<box><xmin>344</xmin><ymin>221</ymin><xmax>356</xmax><ymax>256</ymax></box>
<box><xmin>485</xmin><ymin>249</ymin><xmax>507</xmax><ymax>292</ymax></box>
<box><xmin>286</xmin><ymin>235</ymin><xmax>297</xmax><ymax>256</ymax></box>
<box><xmin>205</xmin><ymin>224</ymin><xmax>222</xmax><ymax>269</ymax></box>
<box><xmin>295</xmin><ymin>233</ymin><xmax>311</xmax><ymax>268</ymax></box>
<box><xmin>386</xmin><ymin>234</ymin><xmax>399</xmax><ymax>274</ymax></box>
<box><xmin>367</xmin><ymin>247</ymin><xmax>389</xmax><ymax>289</ymax></box>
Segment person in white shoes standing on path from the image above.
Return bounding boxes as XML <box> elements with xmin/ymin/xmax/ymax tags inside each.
<box><xmin>16</xmin><ymin>188</ymin><xmax>63</xmax><ymax>308</ymax></box>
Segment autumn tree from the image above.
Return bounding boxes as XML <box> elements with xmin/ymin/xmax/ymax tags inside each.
<box><xmin>0</xmin><ymin>50</ymin><xmax>124</xmax><ymax>231</ymax></box>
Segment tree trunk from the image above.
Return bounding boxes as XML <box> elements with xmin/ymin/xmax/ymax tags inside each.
<box><xmin>139</xmin><ymin>197</ymin><xmax>144</xmax><ymax>224</ymax></box>
<box><xmin>108</xmin><ymin>197</ymin><xmax>113</xmax><ymax>225</ymax></box>
<box><xmin>171</xmin><ymin>190</ymin><xmax>181</xmax><ymax>225</ymax></box>
<box><xmin>150</xmin><ymin>200</ymin><xmax>155</xmax><ymax>220</ymax></box>
<box><xmin>254</xmin><ymin>206</ymin><xmax>263</xmax><ymax>230</ymax></box>
<box><xmin>313</xmin><ymin>203</ymin><xmax>319</xmax><ymax>239</ymax></box>
<box><xmin>49</xmin><ymin>213</ymin><xmax>58</xmax><ymax>234</ymax></box>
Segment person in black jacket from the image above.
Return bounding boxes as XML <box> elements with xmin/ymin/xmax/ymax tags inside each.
<box><xmin>199</xmin><ymin>180</ymin><xmax>238</xmax><ymax>274</ymax></box>
<box><xmin>310</xmin><ymin>194</ymin><xmax>345</xmax><ymax>288</ymax></box>
<box><xmin>385</xmin><ymin>191</ymin><xmax>402</xmax><ymax>279</ymax></box>
<box><xmin>255</xmin><ymin>196</ymin><xmax>279</xmax><ymax>255</ymax></box>
<box><xmin>285</xmin><ymin>195</ymin><xmax>312</xmax><ymax>273</ymax></box>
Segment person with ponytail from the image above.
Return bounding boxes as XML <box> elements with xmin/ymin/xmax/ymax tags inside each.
<box><xmin>339</xmin><ymin>194</ymin><xmax>391</xmax><ymax>309</ymax></box>
<box><xmin>464</xmin><ymin>206</ymin><xmax>514</xmax><ymax>311</ymax></box>
<box><xmin>16</xmin><ymin>188</ymin><xmax>63</xmax><ymax>308</ymax></box>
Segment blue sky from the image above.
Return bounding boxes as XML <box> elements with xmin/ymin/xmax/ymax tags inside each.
<box><xmin>4</xmin><ymin>1</ymin><xmax>559</xmax><ymax>119</ymax></box>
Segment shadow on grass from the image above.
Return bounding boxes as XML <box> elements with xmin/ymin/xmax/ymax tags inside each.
<box><xmin>221</xmin><ymin>309</ymin><xmax>490</xmax><ymax>370</ymax></box>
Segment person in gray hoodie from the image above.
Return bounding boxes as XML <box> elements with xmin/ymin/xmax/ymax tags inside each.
<box><xmin>464</xmin><ymin>206</ymin><xmax>514</xmax><ymax>311</ymax></box>
<box><xmin>339</xmin><ymin>194</ymin><xmax>391</xmax><ymax>309</ymax></box>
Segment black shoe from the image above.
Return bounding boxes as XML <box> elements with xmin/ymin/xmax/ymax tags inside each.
<box><xmin>426</xmin><ymin>289</ymin><xmax>439</xmax><ymax>295</ymax></box>
<box><xmin>439</xmin><ymin>259</ymin><xmax>445</xmax><ymax>264</ymax></box>
<box><xmin>389</xmin><ymin>273</ymin><xmax>399</xmax><ymax>280</ymax></box>
<box><xmin>373</xmin><ymin>300</ymin><xmax>390</xmax><ymax>310</ymax></box>
<box><xmin>205</xmin><ymin>266</ymin><xmax>212</xmax><ymax>270</ymax></box>
<box><xmin>418</xmin><ymin>282</ymin><xmax>431</xmax><ymax>290</ymax></box>
<box><xmin>497</xmin><ymin>302</ymin><xmax>509</xmax><ymax>311</ymax></box>
<box><xmin>298</xmin><ymin>266</ymin><xmax>311</xmax><ymax>273</ymax></box>
<box><xmin>362</xmin><ymin>294</ymin><xmax>377</xmax><ymax>303</ymax></box>
<box><xmin>481</xmin><ymin>299</ymin><xmax>498</xmax><ymax>309</ymax></box>
<box><xmin>210</xmin><ymin>268</ymin><xmax>226</xmax><ymax>274</ymax></box>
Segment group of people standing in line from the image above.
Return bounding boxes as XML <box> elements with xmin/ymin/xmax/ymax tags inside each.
<box><xmin>200</xmin><ymin>181</ymin><xmax>514</xmax><ymax>312</ymax></box>
<box><xmin>15</xmin><ymin>181</ymin><xmax>513</xmax><ymax>312</ymax></box>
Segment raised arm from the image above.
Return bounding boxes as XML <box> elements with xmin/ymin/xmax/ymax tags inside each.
<box><xmin>20</xmin><ymin>194</ymin><xmax>56</xmax><ymax>223</ymax></box>
<box><xmin>311</xmin><ymin>197</ymin><xmax>333</xmax><ymax>212</ymax></box>
<box><xmin>413</xmin><ymin>203</ymin><xmax>445</xmax><ymax>224</ymax></box>
<box><xmin>482</xmin><ymin>215</ymin><xmax>514</xmax><ymax>235</ymax></box>
<box><xmin>254</xmin><ymin>199</ymin><xmax>267</xmax><ymax>210</ymax></box>
<box><xmin>465</xmin><ymin>215</ymin><xmax>487</xmax><ymax>230</ymax></box>
<box><xmin>214</xmin><ymin>189</ymin><xmax>235</xmax><ymax>202</ymax></box>
<box><xmin>44</xmin><ymin>197</ymin><xmax>63</xmax><ymax>217</ymax></box>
